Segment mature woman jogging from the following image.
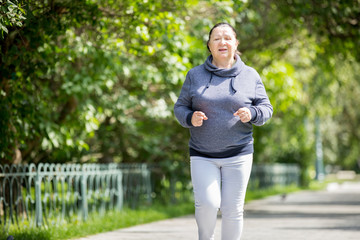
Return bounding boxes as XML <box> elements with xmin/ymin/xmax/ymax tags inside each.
<box><xmin>174</xmin><ymin>22</ymin><xmax>273</xmax><ymax>240</ymax></box>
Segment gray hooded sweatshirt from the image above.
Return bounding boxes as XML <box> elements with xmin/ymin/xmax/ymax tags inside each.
<box><xmin>174</xmin><ymin>54</ymin><xmax>273</xmax><ymax>158</ymax></box>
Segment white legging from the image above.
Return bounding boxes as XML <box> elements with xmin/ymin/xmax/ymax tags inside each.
<box><xmin>190</xmin><ymin>154</ymin><xmax>253</xmax><ymax>240</ymax></box>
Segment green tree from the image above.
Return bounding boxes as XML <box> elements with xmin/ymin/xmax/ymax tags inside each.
<box><xmin>1</xmin><ymin>0</ymin><xmax>359</xmax><ymax>181</ymax></box>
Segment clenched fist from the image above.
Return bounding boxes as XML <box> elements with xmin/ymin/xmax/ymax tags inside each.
<box><xmin>191</xmin><ymin>111</ymin><xmax>208</xmax><ymax>127</ymax></box>
<box><xmin>234</xmin><ymin>107</ymin><xmax>252</xmax><ymax>123</ymax></box>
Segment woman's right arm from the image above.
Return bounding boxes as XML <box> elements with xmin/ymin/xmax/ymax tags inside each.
<box><xmin>174</xmin><ymin>72</ymin><xmax>194</xmax><ymax>128</ymax></box>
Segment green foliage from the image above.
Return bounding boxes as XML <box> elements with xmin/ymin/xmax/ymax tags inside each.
<box><xmin>1</xmin><ymin>0</ymin><xmax>360</xmax><ymax>179</ymax></box>
<box><xmin>276</xmin><ymin>0</ymin><xmax>360</xmax><ymax>61</ymax></box>
<box><xmin>0</xmin><ymin>0</ymin><xmax>26</xmax><ymax>38</ymax></box>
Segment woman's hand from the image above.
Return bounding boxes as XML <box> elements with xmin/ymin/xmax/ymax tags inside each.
<box><xmin>234</xmin><ymin>107</ymin><xmax>252</xmax><ymax>123</ymax></box>
<box><xmin>191</xmin><ymin>111</ymin><xmax>208</xmax><ymax>127</ymax></box>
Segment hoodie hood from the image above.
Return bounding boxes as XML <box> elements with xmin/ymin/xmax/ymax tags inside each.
<box><xmin>204</xmin><ymin>54</ymin><xmax>245</xmax><ymax>93</ymax></box>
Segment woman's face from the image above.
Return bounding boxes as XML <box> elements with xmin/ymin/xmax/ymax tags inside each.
<box><xmin>208</xmin><ymin>26</ymin><xmax>239</xmax><ymax>62</ymax></box>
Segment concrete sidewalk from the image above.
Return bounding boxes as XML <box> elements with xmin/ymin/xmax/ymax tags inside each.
<box><xmin>74</xmin><ymin>181</ymin><xmax>360</xmax><ymax>240</ymax></box>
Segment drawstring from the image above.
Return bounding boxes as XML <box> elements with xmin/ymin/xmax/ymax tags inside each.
<box><xmin>230</xmin><ymin>77</ymin><xmax>237</xmax><ymax>93</ymax></box>
<box><xmin>205</xmin><ymin>73</ymin><xmax>213</xmax><ymax>89</ymax></box>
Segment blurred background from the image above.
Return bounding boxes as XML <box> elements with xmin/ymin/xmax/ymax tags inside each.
<box><xmin>1</xmin><ymin>0</ymin><xmax>360</xmax><ymax>188</ymax></box>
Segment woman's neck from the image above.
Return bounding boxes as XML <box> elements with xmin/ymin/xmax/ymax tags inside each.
<box><xmin>212</xmin><ymin>57</ymin><xmax>236</xmax><ymax>69</ymax></box>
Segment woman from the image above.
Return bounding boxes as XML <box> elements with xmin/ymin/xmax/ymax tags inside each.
<box><xmin>174</xmin><ymin>22</ymin><xmax>273</xmax><ymax>240</ymax></box>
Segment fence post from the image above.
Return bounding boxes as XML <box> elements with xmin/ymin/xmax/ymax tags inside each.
<box><xmin>116</xmin><ymin>171</ymin><xmax>123</xmax><ymax>211</ymax></box>
<box><xmin>142</xmin><ymin>164</ymin><xmax>152</xmax><ymax>205</ymax></box>
<box><xmin>35</xmin><ymin>165</ymin><xmax>42</xmax><ymax>227</ymax></box>
<box><xmin>81</xmin><ymin>166</ymin><xmax>88</xmax><ymax>221</ymax></box>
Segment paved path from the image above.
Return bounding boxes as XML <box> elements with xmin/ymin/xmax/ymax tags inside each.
<box><xmin>74</xmin><ymin>181</ymin><xmax>360</xmax><ymax>240</ymax></box>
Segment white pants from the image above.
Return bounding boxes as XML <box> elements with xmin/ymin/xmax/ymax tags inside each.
<box><xmin>190</xmin><ymin>154</ymin><xmax>253</xmax><ymax>240</ymax></box>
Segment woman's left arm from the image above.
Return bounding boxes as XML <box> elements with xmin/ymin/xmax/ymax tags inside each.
<box><xmin>249</xmin><ymin>78</ymin><xmax>273</xmax><ymax>126</ymax></box>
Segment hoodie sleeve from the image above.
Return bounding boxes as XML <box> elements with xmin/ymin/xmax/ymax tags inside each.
<box><xmin>249</xmin><ymin>77</ymin><xmax>273</xmax><ymax>126</ymax></box>
<box><xmin>174</xmin><ymin>72</ymin><xmax>194</xmax><ymax>128</ymax></box>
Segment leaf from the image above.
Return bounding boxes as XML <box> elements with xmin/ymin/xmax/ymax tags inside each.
<box><xmin>0</xmin><ymin>23</ymin><xmax>8</xmax><ymax>33</ymax></box>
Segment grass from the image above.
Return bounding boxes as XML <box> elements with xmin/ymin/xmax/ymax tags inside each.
<box><xmin>1</xmin><ymin>202</ymin><xmax>195</xmax><ymax>240</ymax></box>
<box><xmin>246</xmin><ymin>184</ymin><xmax>301</xmax><ymax>202</ymax></box>
<box><xmin>245</xmin><ymin>179</ymin><xmax>334</xmax><ymax>202</ymax></box>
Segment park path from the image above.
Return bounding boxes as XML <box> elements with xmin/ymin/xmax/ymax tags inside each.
<box><xmin>73</xmin><ymin>181</ymin><xmax>360</xmax><ymax>240</ymax></box>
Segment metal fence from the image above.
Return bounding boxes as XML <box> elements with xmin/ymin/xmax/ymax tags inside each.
<box><xmin>0</xmin><ymin>163</ymin><xmax>151</xmax><ymax>231</ymax></box>
<box><xmin>249</xmin><ymin>164</ymin><xmax>300</xmax><ymax>189</ymax></box>
<box><xmin>0</xmin><ymin>162</ymin><xmax>300</xmax><ymax>231</ymax></box>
